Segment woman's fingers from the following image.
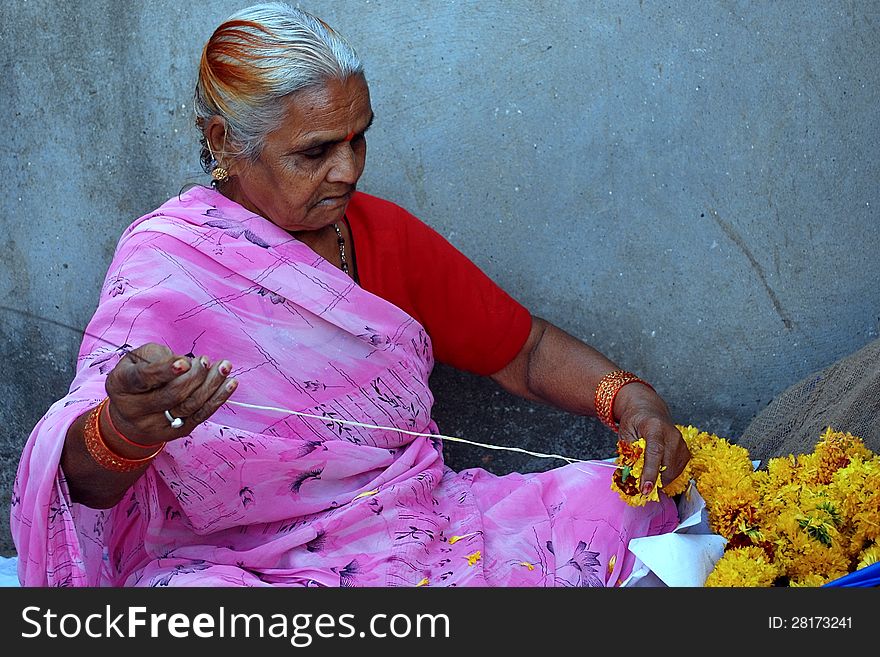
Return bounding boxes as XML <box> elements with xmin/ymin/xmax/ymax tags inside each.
<box><xmin>152</xmin><ymin>355</ymin><xmax>215</xmax><ymax>414</ymax></box>
<box><xmin>618</xmin><ymin>406</ymin><xmax>690</xmax><ymax>494</ymax></box>
<box><xmin>641</xmin><ymin>424</ymin><xmax>689</xmax><ymax>491</ymax></box>
<box><xmin>108</xmin><ymin>344</ymin><xmax>185</xmax><ymax>395</ymax></box>
<box><xmin>106</xmin><ymin>344</ymin><xmax>237</xmax><ymax>442</ymax></box>
<box><xmin>115</xmin><ymin>355</ymin><xmax>218</xmax><ymax>414</ymax></box>
<box><xmin>183</xmin><ymin>374</ymin><xmax>238</xmax><ymax>428</ymax></box>
<box><xmin>627</xmin><ymin>416</ymin><xmax>667</xmax><ymax>495</ymax></box>
<box><xmin>663</xmin><ymin>426</ymin><xmax>691</xmax><ymax>483</ymax></box>
<box><xmin>167</xmin><ymin>360</ymin><xmax>233</xmax><ymax>419</ymax></box>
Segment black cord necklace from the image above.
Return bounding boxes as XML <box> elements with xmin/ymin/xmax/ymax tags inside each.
<box><xmin>332</xmin><ymin>222</ymin><xmax>349</xmax><ymax>275</ymax></box>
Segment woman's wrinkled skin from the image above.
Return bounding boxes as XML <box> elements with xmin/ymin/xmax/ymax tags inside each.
<box><xmin>206</xmin><ymin>75</ymin><xmax>373</xmax><ymax>236</ymax></box>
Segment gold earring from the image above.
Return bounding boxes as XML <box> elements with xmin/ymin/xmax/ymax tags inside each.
<box><xmin>211</xmin><ymin>165</ymin><xmax>229</xmax><ymax>183</ymax></box>
<box><xmin>207</xmin><ymin>141</ymin><xmax>229</xmax><ymax>184</ymax></box>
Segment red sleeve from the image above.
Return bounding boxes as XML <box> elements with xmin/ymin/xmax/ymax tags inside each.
<box><xmin>346</xmin><ymin>192</ymin><xmax>532</xmax><ymax>375</ymax></box>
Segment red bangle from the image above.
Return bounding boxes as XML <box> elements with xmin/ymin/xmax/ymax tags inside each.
<box><xmin>101</xmin><ymin>398</ymin><xmax>157</xmax><ymax>450</ymax></box>
<box><xmin>84</xmin><ymin>399</ymin><xmax>163</xmax><ymax>473</ymax></box>
<box><xmin>594</xmin><ymin>370</ymin><xmax>654</xmax><ymax>432</ymax></box>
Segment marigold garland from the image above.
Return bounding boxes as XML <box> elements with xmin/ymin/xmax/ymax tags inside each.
<box><xmin>612</xmin><ymin>425</ymin><xmax>880</xmax><ymax>586</ymax></box>
<box><xmin>610</xmin><ymin>438</ymin><xmax>659</xmax><ymax>506</ymax></box>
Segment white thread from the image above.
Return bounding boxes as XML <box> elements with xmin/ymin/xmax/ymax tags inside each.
<box><xmin>0</xmin><ymin>308</ymin><xmax>625</xmax><ymax>467</ymax></box>
<box><xmin>225</xmin><ymin>399</ymin><xmax>620</xmax><ymax>466</ymax></box>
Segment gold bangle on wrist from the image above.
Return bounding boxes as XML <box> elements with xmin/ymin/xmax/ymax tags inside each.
<box><xmin>83</xmin><ymin>398</ymin><xmax>164</xmax><ymax>473</ymax></box>
<box><xmin>594</xmin><ymin>370</ymin><xmax>654</xmax><ymax>432</ymax></box>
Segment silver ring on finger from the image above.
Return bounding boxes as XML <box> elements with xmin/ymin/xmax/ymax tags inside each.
<box><xmin>164</xmin><ymin>409</ymin><xmax>185</xmax><ymax>429</ymax></box>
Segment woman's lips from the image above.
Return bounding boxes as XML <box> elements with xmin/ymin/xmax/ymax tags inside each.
<box><xmin>316</xmin><ymin>191</ymin><xmax>353</xmax><ymax>207</ymax></box>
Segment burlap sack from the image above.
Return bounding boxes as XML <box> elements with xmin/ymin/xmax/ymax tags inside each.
<box><xmin>737</xmin><ymin>337</ymin><xmax>880</xmax><ymax>461</ymax></box>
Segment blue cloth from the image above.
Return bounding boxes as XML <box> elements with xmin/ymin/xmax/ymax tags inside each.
<box><xmin>823</xmin><ymin>562</ymin><xmax>880</xmax><ymax>587</ymax></box>
<box><xmin>0</xmin><ymin>556</ymin><xmax>19</xmax><ymax>587</ymax></box>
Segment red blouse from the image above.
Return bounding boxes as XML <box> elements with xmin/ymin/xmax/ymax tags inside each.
<box><xmin>345</xmin><ymin>192</ymin><xmax>532</xmax><ymax>376</ymax></box>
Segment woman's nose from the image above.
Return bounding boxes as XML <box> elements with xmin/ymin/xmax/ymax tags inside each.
<box><xmin>326</xmin><ymin>142</ymin><xmax>362</xmax><ymax>184</ymax></box>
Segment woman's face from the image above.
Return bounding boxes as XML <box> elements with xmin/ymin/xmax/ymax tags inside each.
<box><xmin>225</xmin><ymin>75</ymin><xmax>373</xmax><ymax>234</ymax></box>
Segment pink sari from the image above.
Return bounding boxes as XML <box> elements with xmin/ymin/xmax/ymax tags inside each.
<box><xmin>11</xmin><ymin>185</ymin><xmax>677</xmax><ymax>587</ymax></box>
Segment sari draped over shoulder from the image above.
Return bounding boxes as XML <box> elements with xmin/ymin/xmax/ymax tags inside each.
<box><xmin>11</xmin><ymin>186</ymin><xmax>677</xmax><ymax>587</ymax></box>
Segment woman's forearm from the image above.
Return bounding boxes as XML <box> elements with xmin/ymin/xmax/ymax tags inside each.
<box><xmin>493</xmin><ymin>316</ymin><xmax>644</xmax><ymax>419</ymax></box>
<box><xmin>491</xmin><ymin>314</ymin><xmax>688</xmax><ymax>485</ymax></box>
<box><xmin>60</xmin><ymin>408</ymin><xmax>153</xmax><ymax>509</ymax></box>
<box><xmin>523</xmin><ymin>318</ymin><xmax>634</xmax><ymax>415</ymax></box>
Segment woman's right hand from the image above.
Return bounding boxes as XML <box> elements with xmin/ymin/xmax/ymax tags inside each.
<box><xmin>104</xmin><ymin>343</ymin><xmax>238</xmax><ymax>448</ymax></box>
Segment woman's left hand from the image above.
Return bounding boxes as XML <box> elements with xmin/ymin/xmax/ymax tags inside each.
<box><xmin>490</xmin><ymin>316</ymin><xmax>692</xmax><ymax>491</ymax></box>
<box><xmin>613</xmin><ymin>383</ymin><xmax>691</xmax><ymax>495</ymax></box>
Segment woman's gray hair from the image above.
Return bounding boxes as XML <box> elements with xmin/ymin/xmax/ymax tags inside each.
<box><xmin>194</xmin><ymin>2</ymin><xmax>364</xmax><ymax>171</ymax></box>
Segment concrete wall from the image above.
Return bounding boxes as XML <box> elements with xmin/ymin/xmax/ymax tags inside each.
<box><xmin>1</xmin><ymin>0</ymin><xmax>877</xmax><ymax>555</ymax></box>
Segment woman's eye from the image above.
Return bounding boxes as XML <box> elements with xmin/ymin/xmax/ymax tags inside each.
<box><xmin>300</xmin><ymin>147</ymin><xmax>328</xmax><ymax>159</ymax></box>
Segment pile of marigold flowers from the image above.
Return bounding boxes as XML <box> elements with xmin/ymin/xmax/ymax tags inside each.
<box><xmin>611</xmin><ymin>425</ymin><xmax>880</xmax><ymax>586</ymax></box>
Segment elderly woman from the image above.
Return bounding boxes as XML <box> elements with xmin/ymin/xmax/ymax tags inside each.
<box><xmin>12</xmin><ymin>3</ymin><xmax>689</xmax><ymax>587</ymax></box>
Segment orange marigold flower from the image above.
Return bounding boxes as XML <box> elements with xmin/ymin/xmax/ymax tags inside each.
<box><xmin>709</xmin><ymin>495</ymin><xmax>761</xmax><ymax>543</ymax></box>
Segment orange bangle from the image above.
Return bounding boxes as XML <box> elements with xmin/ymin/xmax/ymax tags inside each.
<box><xmin>83</xmin><ymin>399</ymin><xmax>163</xmax><ymax>473</ymax></box>
<box><xmin>594</xmin><ymin>370</ymin><xmax>654</xmax><ymax>432</ymax></box>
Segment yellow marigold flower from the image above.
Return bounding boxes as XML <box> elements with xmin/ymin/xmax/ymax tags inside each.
<box><xmin>766</xmin><ymin>501</ymin><xmax>848</xmax><ymax>581</ymax></box>
<box><xmin>675</xmin><ymin>424</ymin><xmax>717</xmax><ymax>453</ymax></box>
<box><xmin>659</xmin><ymin>425</ymin><xmax>878</xmax><ymax>586</ymax></box>
<box><xmin>789</xmin><ymin>573</ymin><xmax>830</xmax><ymax>587</ymax></box>
<box><xmin>829</xmin><ymin>460</ymin><xmax>880</xmax><ymax>552</ymax></box>
<box><xmin>810</xmin><ymin>428</ymin><xmax>870</xmax><ymax>485</ymax></box>
<box><xmin>612</xmin><ymin>483</ymin><xmax>661</xmax><ymax>507</ymax></box>
<box><xmin>704</xmin><ymin>547</ymin><xmax>780</xmax><ymax>587</ymax></box>
<box><xmin>661</xmin><ymin>463</ymin><xmax>691</xmax><ymax>497</ymax></box>
<box><xmin>675</xmin><ymin>424</ymin><xmax>702</xmax><ymax>444</ymax></box>
<box><xmin>763</xmin><ymin>456</ymin><xmax>800</xmax><ymax>491</ymax></box>
<box><xmin>751</xmin><ymin>468</ymin><xmax>769</xmax><ymax>490</ymax></box>
<box><xmin>788</xmin><ymin>540</ymin><xmax>849</xmax><ymax>582</ymax></box>
<box><xmin>819</xmin><ymin>427</ymin><xmax>872</xmax><ymax>459</ymax></box>
<box><xmin>690</xmin><ymin>442</ymin><xmax>754</xmax><ymax>506</ymax></box>
<box><xmin>857</xmin><ymin>543</ymin><xmax>880</xmax><ymax>570</ymax></box>
<box><xmin>796</xmin><ymin>512</ymin><xmax>838</xmax><ymax>548</ymax></box>
<box><xmin>706</xmin><ymin>490</ymin><xmax>761</xmax><ymax>542</ymax></box>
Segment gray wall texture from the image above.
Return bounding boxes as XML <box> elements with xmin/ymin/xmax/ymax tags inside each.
<box><xmin>1</xmin><ymin>0</ymin><xmax>878</xmax><ymax>556</ymax></box>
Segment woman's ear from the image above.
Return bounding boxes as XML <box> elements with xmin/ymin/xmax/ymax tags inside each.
<box><xmin>204</xmin><ymin>116</ymin><xmax>229</xmax><ymax>164</ymax></box>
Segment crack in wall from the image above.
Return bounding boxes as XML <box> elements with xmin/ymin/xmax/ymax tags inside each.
<box><xmin>708</xmin><ymin>207</ymin><xmax>795</xmax><ymax>331</ymax></box>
